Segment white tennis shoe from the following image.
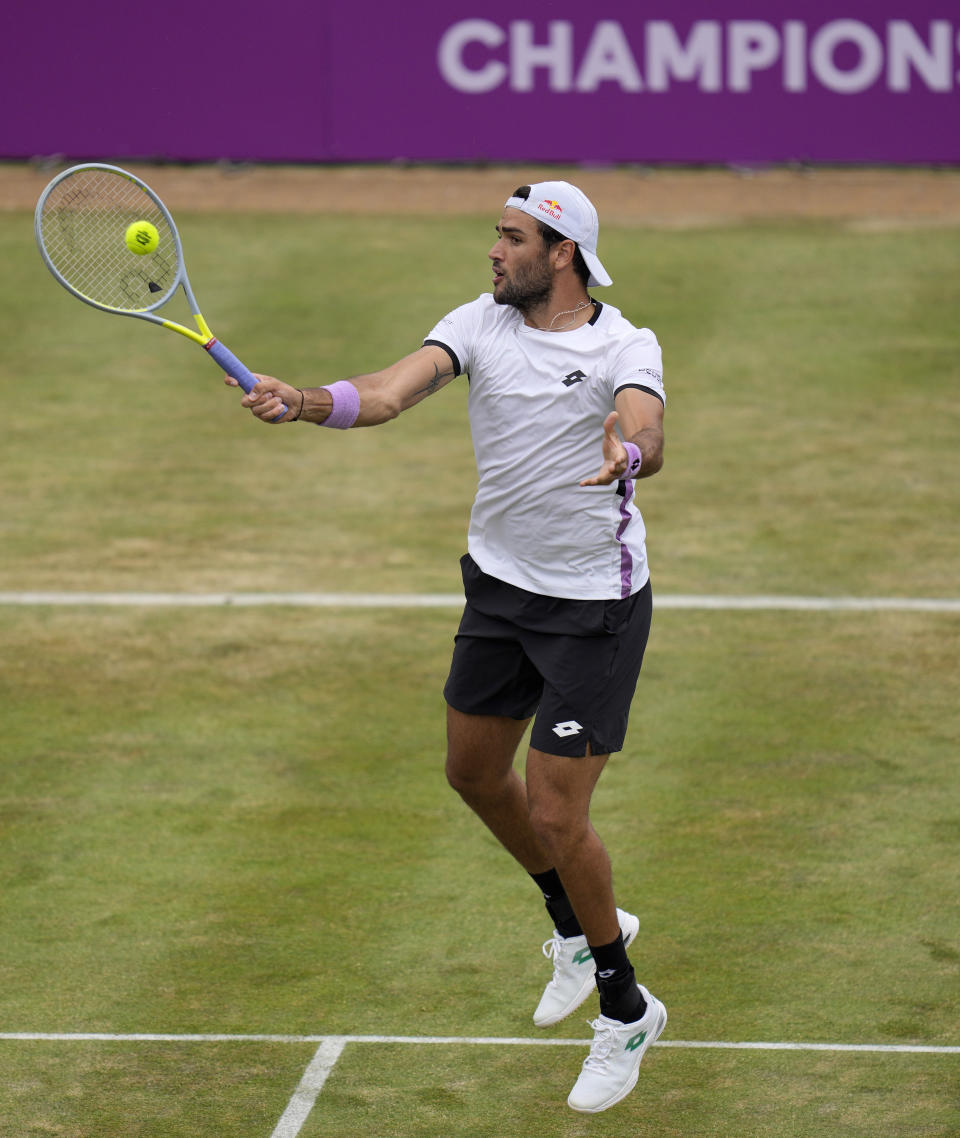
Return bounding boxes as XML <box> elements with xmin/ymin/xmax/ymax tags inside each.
<box><xmin>567</xmin><ymin>984</ymin><xmax>668</xmax><ymax>1113</ymax></box>
<box><xmin>533</xmin><ymin>908</ymin><xmax>640</xmax><ymax>1028</ymax></box>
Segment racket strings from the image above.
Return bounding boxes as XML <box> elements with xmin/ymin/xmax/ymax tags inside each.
<box><xmin>38</xmin><ymin>170</ymin><xmax>179</xmax><ymax>311</ymax></box>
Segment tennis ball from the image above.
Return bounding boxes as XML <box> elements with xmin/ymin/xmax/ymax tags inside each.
<box><xmin>125</xmin><ymin>220</ymin><xmax>159</xmax><ymax>255</ymax></box>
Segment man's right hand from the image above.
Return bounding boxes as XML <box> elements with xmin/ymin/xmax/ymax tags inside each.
<box><xmin>225</xmin><ymin>373</ymin><xmax>303</xmax><ymax>423</ymax></box>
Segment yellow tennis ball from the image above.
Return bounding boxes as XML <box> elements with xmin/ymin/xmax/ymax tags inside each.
<box><xmin>125</xmin><ymin>220</ymin><xmax>159</xmax><ymax>255</ymax></box>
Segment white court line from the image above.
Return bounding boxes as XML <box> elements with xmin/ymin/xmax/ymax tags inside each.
<box><xmin>2</xmin><ymin>1031</ymin><xmax>957</xmax><ymax>1054</ymax></box>
<box><xmin>0</xmin><ymin>592</ymin><xmax>958</xmax><ymax>612</ymax></box>
<box><xmin>269</xmin><ymin>1038</ymin><xmax>346</xmax><ymax>1138</ymax></box>
<box><xmin>6</xmin><ymin>1032</ymin><xmax>953</xmax><ymax>1138</ymax></box>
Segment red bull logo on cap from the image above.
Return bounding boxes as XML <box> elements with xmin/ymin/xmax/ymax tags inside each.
<box><xmin>537</xmin><ymin>198</ymin><xmax>563</xmax><ymax>221</ymax></box>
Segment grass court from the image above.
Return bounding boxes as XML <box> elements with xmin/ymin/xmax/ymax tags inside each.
<box><xmin>1</xmin><ymin>168</ymin><xmax>958</xmax><ymax>1135</ymax></box>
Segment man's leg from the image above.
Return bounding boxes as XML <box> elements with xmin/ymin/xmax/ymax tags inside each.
<box><xmin>445</xmin><ymin>705</ymin><xmax>552</xmax><ymax>874</ymax></box>
<box><xmin>527</xmin><ymin>746</ymin><xmax>643</xmax><ymax>1021</ymax></box>
<box><xmin>447</xmin><ymin>718</ymin><xmax>639</xmax><ymax>1016</ymax></box>
<box><xmin>445</xmin><ymin>709</ymin><xmax>618</xmax><ymax>926</ymax></box>
<box><xmin>524</xmin><ymin>746</ymin><xmax>617</xmax><ymax>945</ymax></box>
<box><xmin>525</xmin><ymin>747</ymin><xmax>666</xmax><ymax>1113</ymax></box>
<box><xmin>445</xmin><ymin>706</ymin><xmax>592</xmax><ymax>941</ymax></box>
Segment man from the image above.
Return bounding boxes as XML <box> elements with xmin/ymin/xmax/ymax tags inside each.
<box><xmin>231</xmin><ymin>181</ymin><xmax>667</xmax><ymax>1114</ymax></box>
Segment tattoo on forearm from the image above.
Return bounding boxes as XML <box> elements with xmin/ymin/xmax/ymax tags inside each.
<box><xmin>413</xmin><ymin>363</ymin><xmax>453</xmax><ymax>398</ymax></box>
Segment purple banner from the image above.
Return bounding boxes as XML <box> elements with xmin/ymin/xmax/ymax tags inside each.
<box><xmin>4</xmin><ymin>2</ymin><xmax>958</xmax><ymax>164</ymax></box>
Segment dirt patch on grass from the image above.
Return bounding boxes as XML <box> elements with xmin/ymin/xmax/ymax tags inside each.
<box><xmin>6</xmin><ymin>161</ymin><xmax>960</xmax><ymax>226</ymax></box>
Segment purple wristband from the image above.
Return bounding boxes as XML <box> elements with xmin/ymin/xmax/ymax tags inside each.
<box><xmin>320</xmin><ymin>380</ymin><xmax>360</xmax><ymax>429</ymax></box>
<box><xmin>622</xmin><ymin>442</ymin><xmax>642</xmax><ymax>480</ymax></box>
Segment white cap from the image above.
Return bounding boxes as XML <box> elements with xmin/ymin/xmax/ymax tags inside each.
<box><xmin>504</xmin><ymin>180</ymin><xmax>612</xmax><ymax>288</ymax></box>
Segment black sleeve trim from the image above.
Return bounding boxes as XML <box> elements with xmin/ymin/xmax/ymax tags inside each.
<box><xmin>423</xmin><ymin>339</ymin><xmax>462</xmax><ymax>378</ymax></box>
<box><xmin>613</xmin><ymin>382</ymin><xmax>665</xmax><ymax>406</ymax></box>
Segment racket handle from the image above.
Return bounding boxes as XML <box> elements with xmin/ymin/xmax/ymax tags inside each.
<box><xmin>205</xmin><ymin>338</ymin><xmax>287</xmax><ymax>421</ymax></box>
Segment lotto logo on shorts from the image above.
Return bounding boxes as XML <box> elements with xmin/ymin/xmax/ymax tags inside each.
<box><xmin>552</xmin><ymin>720</ymin><xmax>583</xmax><ymax>738</ymax></box>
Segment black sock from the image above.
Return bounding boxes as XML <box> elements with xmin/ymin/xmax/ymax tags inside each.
<box><xmin>529</xmin><ymin>868</ymin><xmax>583</xmax><ymax>938</ymax></box>
<box><xmin>590</xmin><ymin>932</ymin><xmax>647</xmax><ymax>1023</ymax></box>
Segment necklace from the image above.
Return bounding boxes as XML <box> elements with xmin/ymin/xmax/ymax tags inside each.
<box><xmin>541</xmin><ymin>299</ymin><xmax>593</xmax><ymax>332</ymax></box>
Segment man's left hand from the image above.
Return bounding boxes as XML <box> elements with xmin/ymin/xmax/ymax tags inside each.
<box><xmin>580</xmin><ymin>411</ymin><xmax>628</xmax><ymax>486</ymax></box>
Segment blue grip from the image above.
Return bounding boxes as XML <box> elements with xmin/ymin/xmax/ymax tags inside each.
<box><xmin>205</xmin><ymin>338</ymin><xmax>287</xmax><ymax>420</ymax></box>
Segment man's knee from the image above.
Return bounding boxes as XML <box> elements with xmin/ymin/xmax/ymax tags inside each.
<box><xmin>526</xmin><ymin>748</ymin><xmax>608</xmax><ymax>852</ymax></box>
<box><xmin>445</xmin><ymin>707</ymin><xmax>529</xmax><ymax>794</ymax></box>
<box><xmin>445</xmin><ymin>748</ymin><xmax>480</xmax><ymax>795</ymax></box>
<box><xmin>445</xmin><ymin>741</ymin><xmax>513</xmax><ymax>800</ymax></box>
<box><xmin>528</xmin><ymin>797</ymin><xmax>583</xmax><ymax>851</ymax></box>
<box><xmin>445</xmin><ymin>711</ymin><xmax>486</xmax><ymax>794</ymax></box>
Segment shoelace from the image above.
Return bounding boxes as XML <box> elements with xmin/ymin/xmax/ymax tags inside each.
<box><xmin>582</xmin><ymin>1018</ymin><xmax>617</xmax><ymax>1071</ymax></box>
<box><xmin>541</xmin><ymin>934</ymin><xmax>566</xmax><ymax>987</ymax></box>
<box><xmin>541</xmin><ymin>934</ymin><xmax>564</xmax><ymax>963</ymax></box>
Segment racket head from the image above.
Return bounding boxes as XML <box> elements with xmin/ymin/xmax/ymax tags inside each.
<box><xmin>34</xmin><ymin>164</ymin><xmax>185</xmax><ymax>316</ymax></box>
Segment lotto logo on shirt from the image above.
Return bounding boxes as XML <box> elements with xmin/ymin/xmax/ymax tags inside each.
<box><xmin>537</xmin><ymin>199</ymin><xmax>563</xmax><ymax>221</ymax></box>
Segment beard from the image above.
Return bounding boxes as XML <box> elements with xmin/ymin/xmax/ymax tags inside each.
<box><xmin>493</xmin><ymin>251</ymin><xmax>553</xmax><ymax>313</ymax></box>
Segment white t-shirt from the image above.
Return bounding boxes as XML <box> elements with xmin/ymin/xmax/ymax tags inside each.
<box><xmin>425</xmin><ymin>294</ymin><xmax>665</xmax><ymax>600</ymax></box>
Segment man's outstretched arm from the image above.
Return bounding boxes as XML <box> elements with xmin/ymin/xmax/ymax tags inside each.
<box><xmin>225</xmin><ymin>344</ymin><xmax>459</xmax><ymax>427</ymax></box>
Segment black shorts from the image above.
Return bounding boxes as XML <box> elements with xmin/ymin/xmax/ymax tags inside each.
<box><xmin>443</xmin><ymin>554</ymin><xmax>653</xmax><ymax>758</ymax></box>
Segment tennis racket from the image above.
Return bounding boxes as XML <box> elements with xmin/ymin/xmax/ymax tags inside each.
<box><xmin>34</xmin><ymin>162</ymin><xmax>284</xmax><ymax>417</ymax></box>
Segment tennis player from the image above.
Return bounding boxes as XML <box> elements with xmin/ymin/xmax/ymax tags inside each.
<box><xmin>231</xmin><ymin>181</ymin><xmax>667</xmax><ymax>1114</ymax></box>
